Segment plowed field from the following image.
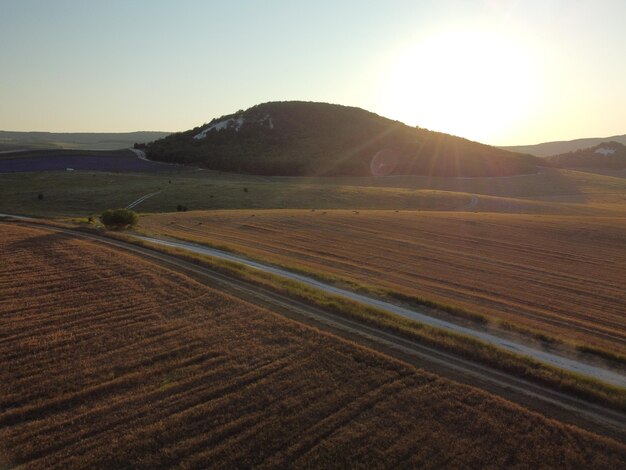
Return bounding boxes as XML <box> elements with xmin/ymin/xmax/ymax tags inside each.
<box><xmin>141</xmin><ymin>210</ymin><xmax>626</xmax><ymax>353</ymax></box>
<box><xmin>2</xmin><ymin>224</ymin><xmax>625</xmax><ymax>468</ymax></box>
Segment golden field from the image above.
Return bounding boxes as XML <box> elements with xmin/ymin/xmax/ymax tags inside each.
<box><xmin>2</xmin><ymin>223</ymin><xmax>625</xmax><ymax>468</ymax></box>
<box><xmin>140</xmin><ymin>210</ymin><xmax>626</xmax><ymax>354</ymax></box>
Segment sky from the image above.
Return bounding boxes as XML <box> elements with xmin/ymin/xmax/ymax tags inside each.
<box><xmin>1</xmin><ymin>0</ymin><xmax>625</xmax><ymax>145</ymax></box>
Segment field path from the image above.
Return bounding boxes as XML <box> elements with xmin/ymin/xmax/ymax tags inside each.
<box><xmin>131</xmin><ymin>233</ymin><xmax>626</xmax><ymax>388</ymax></box>
<box><xmin>129</xmin><ymin>147</ymin><xmax>203</xmax><ymax>170</ymax></box>
<box><xmin>126</xmin><ymin>190</ymin><xmax>162</xmax><ymax>209</ymax></box>
<box><xmin>129</xmin><ymin>148</ymin><xmax>148</xmax><ymax>160</ymax></box>
<box><xmin>0</xmin><ymin>212</ymin><xmax>29</xmax><ymax>220</ymax></box>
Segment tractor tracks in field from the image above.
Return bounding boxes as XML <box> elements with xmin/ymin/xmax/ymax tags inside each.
<box><xmin>126</xmin><ymin>190</ymin><xmax>162</xmax><ymax>210</ymax></box>
<box><xmin>5</xmin><ymin>221</ymin><xmax>626</xmax><ymax>443</ymax></box>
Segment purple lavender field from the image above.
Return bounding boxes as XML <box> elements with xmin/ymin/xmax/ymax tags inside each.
<box><xmin>0</xmin><ymin>149</ymin><xmax>174</xmax><ymax>173</ymax></box>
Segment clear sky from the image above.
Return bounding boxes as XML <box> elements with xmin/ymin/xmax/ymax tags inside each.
<box><xmin>1</xmin><ymin>0</ymin><xmax>624</xmax><ymax>145</ymax></box>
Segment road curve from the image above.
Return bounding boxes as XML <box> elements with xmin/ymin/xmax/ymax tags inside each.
<box><xmin>128</xmin><ymin>148</ymin><xmax>148</xmax><ymax>161</ymax></box>
<box><xmin>4</xmin><ymin>221</ymin><xmax>625</xmax><ymax>441</ymax></box>
<box><xmin>0</xmin><ymin>213</ymin><xmax>30</xmax><ymax>220</ymax></box>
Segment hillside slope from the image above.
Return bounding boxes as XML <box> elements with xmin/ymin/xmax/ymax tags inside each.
<box><xmin>546</xmin><ymin>141</ymin><xmax>626</xmax><ymax>169</ymax></box>
<box><xmin>501</xmin><ymin>135</ymin><xmax>626</xmax><ymax>157</ymax></box>
<box><xmin>0</xmin><ymin>130</ymin><xmax>171</xmax><ymax>151</ymax></box>
<box><xmin>143</xmin><ymin>101</ymin><xmax>539</xmax><ymax>177</ymax></box>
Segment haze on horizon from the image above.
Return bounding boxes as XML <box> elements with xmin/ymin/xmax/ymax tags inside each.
<box><xmin>1</xmin><ymin>0</ymin><xmax>624</xmax><ymax>146</ymax></box>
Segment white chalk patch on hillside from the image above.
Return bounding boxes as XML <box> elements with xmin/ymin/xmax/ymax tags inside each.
<box><xmin>594</xmin><ymin>147</ymin><xmax>616</xmax><ymax>155</ymax></box>
<box><xmin>194</xmin><ymin>117</ymin><xmax>245</xmax><ymax>139</ymax></box>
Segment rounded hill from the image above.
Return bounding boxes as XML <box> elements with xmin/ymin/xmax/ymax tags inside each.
<box><xmin>142</xmin><ymin>101</ymin><xmax>540</xmax><ymax>177</ymax></box>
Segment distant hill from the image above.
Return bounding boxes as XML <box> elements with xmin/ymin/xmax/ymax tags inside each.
<box><xmin>143</xmin><ymin>101</ymin><xmax>540</xmax><ymax>177</ymax></box>
<box><xmin>0</xmin><ymin>131</ymin><xmax>171</xmax><ymax>151</ymax></box>
<box><xmin>545</xmin><ymin>141</ymin><xmax>626</xmax><ymax>169</ymax></box>
<box><xmin>501</xmin><ymin>135</ymin><xmax>626</xmax><ymax>157</ymax></box>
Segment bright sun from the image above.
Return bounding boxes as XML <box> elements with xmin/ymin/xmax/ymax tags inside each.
<box><xmin>380</xmin><ymin>29</ymin><xmax>541</xmax><ymax>143</ymax></box>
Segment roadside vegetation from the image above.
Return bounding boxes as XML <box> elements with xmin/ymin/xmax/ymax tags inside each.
<box><xmin>99</xmin><ymin>208</ymin><xmax>138</xmax><ymax>229</ymax></box>
<box><xmin>3</xmin><ymin>224</ymin><xmax>625</xmax><ymax>468</ymax></box>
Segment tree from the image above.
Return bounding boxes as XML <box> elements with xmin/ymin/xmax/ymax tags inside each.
<box><xmin>99</xmin><ymin>209</ymin><xmax>138</xmax><ymax>229</ymax></box>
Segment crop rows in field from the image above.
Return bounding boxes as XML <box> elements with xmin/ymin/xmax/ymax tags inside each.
<box><xmin>141</xmin><ymin>210</ymin><xmax>626</xmax><ymax>353</ymax></box>
<box><xmin>1</xmin><ymin>224</ymin><xmax>625</xmax><ymax>468</ymax></box>
<box><xmin>0</xmin><ymin>150</ymin><xmax>170</xmax><ymax>173</ymax></box>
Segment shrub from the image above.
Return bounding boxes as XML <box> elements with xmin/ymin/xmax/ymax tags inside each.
<box><xmin>99</xmin><ymin>209</ymin><xmax>138</xmax><ymax>229</ymax></box>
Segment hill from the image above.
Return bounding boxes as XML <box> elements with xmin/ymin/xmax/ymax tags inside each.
<box><xmin>142</xmin><ymin>101</ymin><xmax>540</xmax><ymax>177</ymax></box>
<box><xmin>501</xmin><ymin>134</ymin><xmax>626</xmax><ymax>157</ymax></box>
<box><xmin>0</xmin><ymin>130</ymin><xmax>171</xmax><ymax>151</ymax></box>
<box><xmin>545</xmin><ymin>141</ymin><xmax>626</xmax><ymax>169</ymax></box>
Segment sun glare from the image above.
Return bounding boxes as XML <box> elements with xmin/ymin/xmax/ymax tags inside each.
<box><xmin>380</xmin><ymin>29</ymin><xmax>541</xmax><ymax>143</ymax></box>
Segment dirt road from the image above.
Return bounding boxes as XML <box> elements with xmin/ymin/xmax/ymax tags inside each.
<box><xmin>131</xmin><ymin>234</ymin><xmax>626</xmax><ymax>389</ymax></box>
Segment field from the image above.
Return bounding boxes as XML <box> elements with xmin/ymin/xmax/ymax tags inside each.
<box><xmin>2</xmin><ymin>223</ymin><xmax>625</xmax><ymax>468</ymax></box>
<box><xmin>0</xmin><ymin>130</ymin><xmax>170</xmax><ymax>151</ymax></box>
<box><xmin>1</xmin><ymin>166</ymin><xmax>625</xmax><ymax>218</ymax></box>
<box><xmin>0</xmin><ymin>149</ymin><xmax>174</xmax><ymax>173</ymax></box>
<box><xmin>140</xmin><ymin>210</ymin><xmax>626</xmax><ymax>355</ymax></box>
<box><xmin>0</xmin><ymin>170</ymin><xmax>482</xmax><ymax>218</ymax></box>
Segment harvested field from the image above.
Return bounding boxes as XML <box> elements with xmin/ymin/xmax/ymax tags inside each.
<box><xmin>2</xmin><ymin>224</ymin><xmax>625</xmax><ymax>468</ymax></box>
<box><xmin>141</xmin><ymin>210</ymin><xmax>626</xmax><ymax>354</ymax></box>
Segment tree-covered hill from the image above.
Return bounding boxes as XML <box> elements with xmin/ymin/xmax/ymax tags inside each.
<box><xmin>501</xmin><ymin>135</ymin><xmax>626</xmax><ymax>157</ymax></box>
<box><xmin>545</xmin><ymin>141</ymin><xmax>626</xmax><ymax>169</ymax></box>
<box><xmin>142</xmin><ymin>101</ymin><xmax>540</xmax><ymax>177</ymax></box>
